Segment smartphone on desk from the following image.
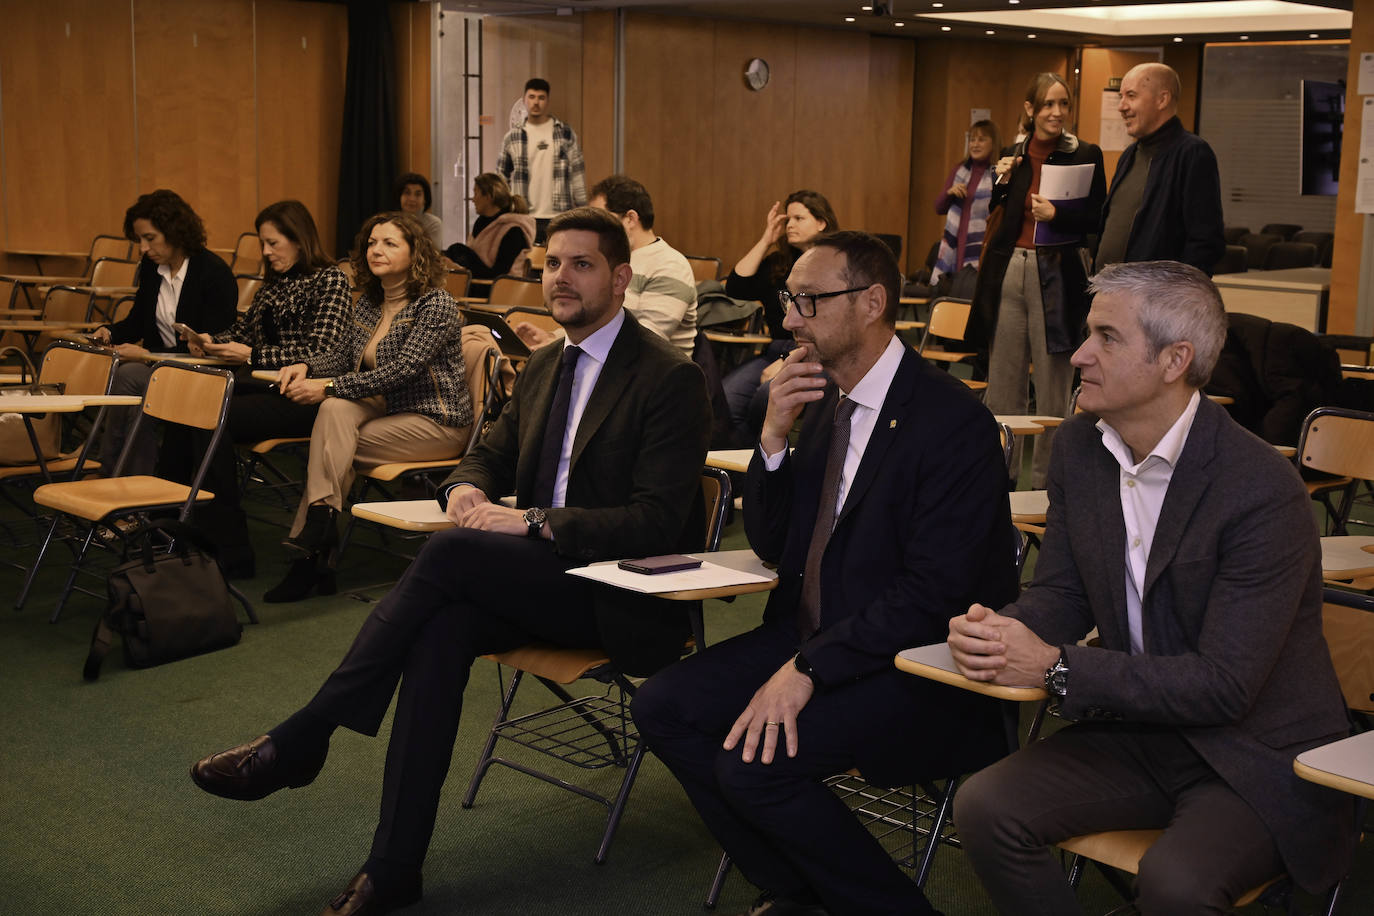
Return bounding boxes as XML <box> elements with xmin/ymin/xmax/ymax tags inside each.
<box><xmin>617</xmin><ymin>554</ymin><xmax>703</xmax><ymax>575</ymax></box>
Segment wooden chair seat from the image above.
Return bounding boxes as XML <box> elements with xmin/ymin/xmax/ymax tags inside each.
<box><xmin>363</xmin><ymin>457</ymin><xmax>463</xmax><ymax>482</ymax></box>
<box><xmin>1058</xmin><ymin>830</ymin><xmax>1279</xmax><ymax>907</ymax></box>
<box><xmin>1305</xmin><ymin>475</ymin><xmax>1352</xmax><ymax>496</ymax></box>
<box><xmin>482</xmin><ymin>644</ymin><xmax>611</xmax><ymax>684</ymax></box>
<box><xmin>0</xmin><ymin>455</ymin><xmax>98</xmax><ymax>481</ymax></box>
<box><xmin>251</xmin><ymin>437</ymin><xmax>310</xmax><ymax>454</ymax></box>
<box><xmin>34</xmin><ymin>476</ymin><xmax>213</xmax><ymax>520</ymax></box>
<box><xmin>962</xmin><ymin>379</ymin><xmax>988</xmax><ymax>391</ymax></box>
<box><xmin>922</xmin><ymin>349</ymin><xmax>977</xmax><ymax>363</ymax></box>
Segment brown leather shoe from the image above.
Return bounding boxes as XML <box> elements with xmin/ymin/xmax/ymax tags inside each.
<box><xmin>189</xmin><ymin>735</ymin><xmax>324</xmax><ymax>801</ymax></box>
<box><xmin>321</xmin><ymin>872</ymin><xmax>422</xmax><ymax>915</ymax></box>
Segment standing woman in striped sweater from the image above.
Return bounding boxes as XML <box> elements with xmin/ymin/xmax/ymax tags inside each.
<box><xmin>930</xmin><ymin>119</ymin><xmax>1000</xmax><ymax>286</ymax></box>
<box><xmin>266</xmin><ymin>211</ymin><xmax>473</xmax><ymax>602</ymax></box>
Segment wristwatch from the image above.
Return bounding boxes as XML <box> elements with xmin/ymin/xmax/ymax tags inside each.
<box><xmin>323</xmin><ymin>380</ymin><xmax>335</xmax><ymax>397</ymax></box>
<box><xmin>523</xmin><ymin>506</ymin><xmax>547</xmax><ymax>538</ymax></box>
<box><xmin>1044</xmin><ymin>651</ymin><xmax>1069</xmax><ymax>710</ymax></box>
<box><xmin>793</xmin><ymin>652</ymin><xmax>822</xmax><ymax>689</ymax></box>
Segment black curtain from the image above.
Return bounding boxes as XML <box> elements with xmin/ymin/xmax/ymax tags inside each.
<box><xmin>335</xmin><ymin>0</ymin><xmax>399</xmax><ymax>258</ymax></box>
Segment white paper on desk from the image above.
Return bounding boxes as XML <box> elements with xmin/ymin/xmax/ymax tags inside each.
<box><xmin>1033</xmin><ymin>163</ymin><xmax>1095</xmax><ymax>246</ymax></box>
<box><xmin>567</xmin><ymin>560</ymin><xmax>772</xmax><ymax>594</ymax></box>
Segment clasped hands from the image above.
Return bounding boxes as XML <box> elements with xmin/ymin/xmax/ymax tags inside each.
<box><xmin>947</xmin><ymin>603</ymin><xmax>1059</xmax><ymax>686</ymax></box>
<box><xmin>443</xmin><ymin>484</ymin><xmax>551</xmax><ymax>539</ymax></box>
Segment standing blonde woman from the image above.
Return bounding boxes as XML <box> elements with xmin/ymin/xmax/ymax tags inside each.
<box><xmin>971</xmin><ymin>73</ymin><xmax>1105</xmax><ymax>488</ymax></box>
<box><xmin>266</xmin><ymin>212</ymin><xmax>472</xmax><ymax>602</ymax></box>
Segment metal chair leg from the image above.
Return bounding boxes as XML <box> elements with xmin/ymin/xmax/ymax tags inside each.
<box><xmin>704</xmin><ymin>853</ymin><xmax>732</xmax><ymax>909</ymax></box>
<box><xmin>462</xmin><ymin>665</ymin><xmax>522</xmax><ymax>809</ymax></box>
<box><xmin>50</xmin><ymin>522</ymin><xmax>98</xmax><ymax>622</ymax></box>
<box><xmin>15</xmin><ymin>512</ymin><xmax>62</xmax><ymax>610</ymax></box>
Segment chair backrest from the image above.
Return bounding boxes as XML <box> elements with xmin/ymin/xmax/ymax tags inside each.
<box><xmin>1240</xmin><ymin>232</ymin><xmax>1282</xmax><ymax>270</ymax></box>
<box><xmin>231</xmin><ymin>231</ymin><xmax>261</xmax><ymax>275</ymax></box>
<box><xmin>1260</xmin><ymin>222</ymin><xmax>1302</xmax><ymax>240</ymax></box>
<box><xmin>505</xmin><ymin>305</ymin><xmax>559</xmax><ymax>337</ymax></box>
<box><xmin>700</xmin><ymin>466</ymin><xmax>732</xmax><ymax>552</ymax></box>
<box><xmin>89</xmin><ymin>257</ymin><xmax>139</xmax><ymax>288</ymax></box>
<box><xmin>487</xmin><ymin>275</ymin><xmax>544</xmax><ymax>308</ymax></box>
<box><xmin>1297</xmin><ymin>407</ymin><xmax>1374</xmax><ymax>482</ymax></box>
<box><xmin>1212</xmin><ymin>245</ymin><xmax>1247</xmax><ymax>275</ymax></box>
<box><xmin>526</xmin><ymin>245</ymin><xmax>547</xmax><ymax>272</ymax></box>
<box><xmin>684</xmin><ymin>255</ymin><xmax>723</xmax><ymax>285</ymax></box>
<box><xmin>459</xmin><ymin>324</ymin><xmax>514</xmax><ymax>453</ymax></box>
<box><xmin>89</xmin><ymin>234</ymin><xmax>132</xmax><ymax>270</ymax></box>
<box><xmin>1294</xmin><ymin>231</ymin><xmax>1335</xmax><ymax>268</ymax></box>
<box><xmin>1222</xmin><ymin>225</ymin><xmax>1250</xmax><ymax>245</ymax></box>
<box><xmin>110</xmin><ymin>296</ymin><xmax>136</xmax><ymax>324</ymax></box>
<box><xmin>235</xmin><ymin>274</ymin><xmax>261</xmax><ymax>313</ymax></box>
<box><xmin>873</xmin><ymin>233</ymin><xmax>903</xmax><ymax>262</ymax></box>
<box><xmin>1320</xmin><ymin>588</ymin><xmax>1374</xmax><ymax>716</ymax></box>
<box><xmin>39</xmin><ymin>340</ymin><xmax>116</xmax><ymax>396</ymax></box>
<box><xmin>920</xmin><ymin>297</ymin><xmax>972</xmax><ymax>352</ymax></box>
<box><xmin>444</xmin><ymin>268</ymin><xmax>471</xmax><ymax>300</ymax></box>
<box><xmin>1265</xmin><ymin>241</ymin><xmax>1318</xmax><ymax>270</ymax></box>
<box><xmin>142</xmin><ymin>362</ymin><xmax>234</xmax><ymax>429</ymax></box>
<box><xmin>39</xmin><ymin>285</ymin><xmax>93</xmax><ymax>322</ymax></box>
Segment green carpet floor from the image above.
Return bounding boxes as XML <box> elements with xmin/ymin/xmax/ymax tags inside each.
<box><xmin>1</xmin><ymin>472</ymin><xmax>1369</xmax><ymax>915</ymax></box>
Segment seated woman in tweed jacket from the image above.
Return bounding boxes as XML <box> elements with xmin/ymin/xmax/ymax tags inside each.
<box><xmin>267</xmin><ymin>211</ymin><xmax>474</xmax><ymax>602</ymax></box>
<box><xmin>172</xmin><ymin>199</ymin><xmax>352</xmax><ymax>579</ymax></box>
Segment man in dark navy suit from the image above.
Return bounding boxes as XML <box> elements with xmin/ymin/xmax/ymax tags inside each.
<box><xmin>635</xmin><ymin>231</ymin><xmax>1018</xmax><ymax>916</ymax></box>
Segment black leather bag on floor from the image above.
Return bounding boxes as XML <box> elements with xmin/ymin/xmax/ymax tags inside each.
<box><xmin>83</xmin><ymin>521</ymin><xmax>255</xmax><ymax>680</ymax></box>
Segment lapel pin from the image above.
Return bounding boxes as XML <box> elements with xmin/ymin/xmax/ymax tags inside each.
<box><xmin>889</xmin><ymin>419</ymin><xmax>897</xmax><ymax>429</ymax></box>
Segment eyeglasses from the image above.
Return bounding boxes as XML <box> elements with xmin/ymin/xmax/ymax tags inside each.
<box><xmin>777</xmin><ymin>285</ymin><xmax>870</xmax><ymax>318</ymax></box>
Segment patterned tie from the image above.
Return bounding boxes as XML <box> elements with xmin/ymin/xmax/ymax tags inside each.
<box><xmin>797</xmin><ymin>396</ymin><xmax>857</xmax><ymax>638</ymax></box>
<box><xmin>531</xmin><ymin>345</ymin><xmax>582</xmax><ymax>508</ymax></box>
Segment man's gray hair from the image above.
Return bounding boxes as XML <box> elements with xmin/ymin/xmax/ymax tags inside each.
<box><xmin>1087</xmin><ymin>260</ymin><xmax>1227</xmax><ymax>388</ymax></box>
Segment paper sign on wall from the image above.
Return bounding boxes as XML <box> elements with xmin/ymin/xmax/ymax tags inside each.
<box><xmin>1099</xmin><ymin>90</ymin><xmax>1129</xmax><ymax>151</ymax></box>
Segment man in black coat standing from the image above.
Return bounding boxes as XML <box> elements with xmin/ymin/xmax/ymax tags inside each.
<box><xmin>1097</xmin><ymin>63</ymin><xmax>1226</xmax><ymax>274</ymax></box>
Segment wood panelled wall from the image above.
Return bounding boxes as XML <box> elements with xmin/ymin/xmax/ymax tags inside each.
<box><xmin>392</xmin><ymin>2</ymin><xmax>434</xmax><ymax>181</ymax></box>
<box><xmin>906</xmin><ymin>39</ymin><xmax>1072</xmax><ymax>275</ymax></box>
<box><xmin>1330</xmin><ymin>0</ymin><xmax>1374</xmax><ymax>335</ymax></box>
<box><xmin>620</xmin><ymin>14</ymin><xmax>914</xmax><ymax>270</ymax></box>
<box><xmin>1</xmin><ymin>0</ymin><xmax>423</xmax><ymax>259</ymax></box>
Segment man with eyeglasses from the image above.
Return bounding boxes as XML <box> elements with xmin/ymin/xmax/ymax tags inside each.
<box><xmin>635</xmin><ymin>230</ymin><xmax>1017</xmax><ymax>916</ymax></box>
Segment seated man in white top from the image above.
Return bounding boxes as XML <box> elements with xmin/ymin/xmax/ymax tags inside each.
<box><xmin>516</xmin><ymin>174</ymin><xmax>698</xmax><ymax>356</ymax></box>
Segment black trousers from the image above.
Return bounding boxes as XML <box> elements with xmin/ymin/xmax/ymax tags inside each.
<box><xmin>160</xmin><ymin>381</ymin><xmax>319</xmax><ymax>558</ymax></box>
<box><xmin>633</xmin><ymin>622</ymin><xmax>1006</xmax><ymax>916</ymax></box>
<box><xmin>955</xmin><ymin>723</ymin><xmax>1284</xmax><ymax>915</ymax></box>
<box><xmin>301</xmin><ymin>526</ymin><xmax>602</xmax><ymax>871</ymax></box>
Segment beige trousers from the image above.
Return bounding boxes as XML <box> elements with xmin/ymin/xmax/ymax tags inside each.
<box><xmin>289</xmin><ymin>395</ymin><xmax>470</xmax><ymax>536</ymax></box>
<box><xmin>984</xmin><ymin>248</ymin><xmax>1076</xmax><ymax>489</ymax></box>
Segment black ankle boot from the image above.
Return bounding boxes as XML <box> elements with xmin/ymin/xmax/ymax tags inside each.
<box><xmin>263</xmin><ymin>556</ymin><xmax>338</xmax><ymax>603</ymax></box>
<box><xmin>284</xmin><ymin>505</ymin><xmax>338</xmax><ymax>557</ymax></box>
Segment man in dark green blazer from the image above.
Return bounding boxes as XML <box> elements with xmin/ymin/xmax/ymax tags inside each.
<box><xmin>950</xmin><ymin>261</ymin><xmax>1353</xmax><ymax>914</ymax></box>
<box><xmin>190</xmin><ymin>208</ymin><xmax>711</xmax><ymax>915</ymax></box>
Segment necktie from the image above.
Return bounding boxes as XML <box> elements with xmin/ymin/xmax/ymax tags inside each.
<box><xmin>531</xmin><ymin>345</ymin><xmax>582</xmax><ymax>508</ymax></box>
<box><xmin>797</xmin><ymin>396</ymin><xmax>857</xmax><ymax>638</ymax></box>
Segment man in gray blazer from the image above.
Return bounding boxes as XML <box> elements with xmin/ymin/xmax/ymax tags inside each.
<box><xmin>949</xmin><ymin>260</ymin><xmax>1353</xmax><ymax>914</ymax></box>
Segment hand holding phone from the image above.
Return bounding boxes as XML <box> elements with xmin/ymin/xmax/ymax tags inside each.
<box><xmin>173</xmin><ymin>322</ymin><xmax>196</xmax><ymax>340</ymax></box>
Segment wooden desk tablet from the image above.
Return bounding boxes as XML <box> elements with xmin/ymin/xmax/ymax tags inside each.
<box><xmin>1293</xmin><ymin>730</ymin><xmax>1374</xmax><ymax>801</ymax></box>
<box><xmin>895</xmin><ymin>642</ymin><xmax>1048</xmax><ymax>702</ymax></box>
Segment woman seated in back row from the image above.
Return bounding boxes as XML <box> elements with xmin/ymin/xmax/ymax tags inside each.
<box><xmin>169</xmin><ymin>199</ymin><xmax>352</xmax><ymax>578</ymax></box>
<box><xmin>94</xmin><ymin>189</ymin><xmax>238</xmax><ymax>475</ymax></box>
<box><xmin>442</xmin><ymin>172</ymin><xmax>536</xmax><ymax>279</ymax></box>
<box><xmin>265</xmin><ymin>211</ymin><xmax>473</xmax><ymax>603</ymax></box>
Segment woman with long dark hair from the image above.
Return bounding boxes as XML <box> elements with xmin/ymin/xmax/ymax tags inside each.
<box><xmin>721</xmin><ymin>189</ymin><xmax>839</xmax><ymax>446</ymax></box>
<box><xmin>93</xmin><ymin>189</ymin><xmax>237</xmax><ymax>474</ymax></box>
<box><xmin>972</xmin><ymin>73</ymin><xmax>1105</xmax><ymax>488</ymax></box>
<box><xmin>172</xmin><ymin>199</ymin><xmax>353</xmax><ymax>577</ymax></box>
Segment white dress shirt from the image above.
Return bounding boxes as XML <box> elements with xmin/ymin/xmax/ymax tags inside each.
<box><xmin>155</xmin><ymin>258</ymin><xmax>190</xmax><ymax>348</ymax></box>
<box><xmin>762</xmin><ymin>334</ymin><xmax>905</xmax><ymax>518</ymax></box>
<box><xmin>1095</xmin><ymin>390</ymin><xmax>1201</xmax><ymax>654</ymax></box>
<box><xmin>550</xmin><ymin>307</ymin><xmax>624</xmax><ymax>507</ymax></box>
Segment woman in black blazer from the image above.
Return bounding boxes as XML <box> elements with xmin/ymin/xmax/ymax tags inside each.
<box><xmin>93</xmin><ymin>189</ymin><xmax>237</xmax><ymax>475</ymax></box>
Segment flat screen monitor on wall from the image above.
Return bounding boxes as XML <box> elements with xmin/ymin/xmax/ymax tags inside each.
<box><xmin>1301</xmin><ymin>79</ymin><xmax>1344</xmax><ymax>197</ymax></box>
